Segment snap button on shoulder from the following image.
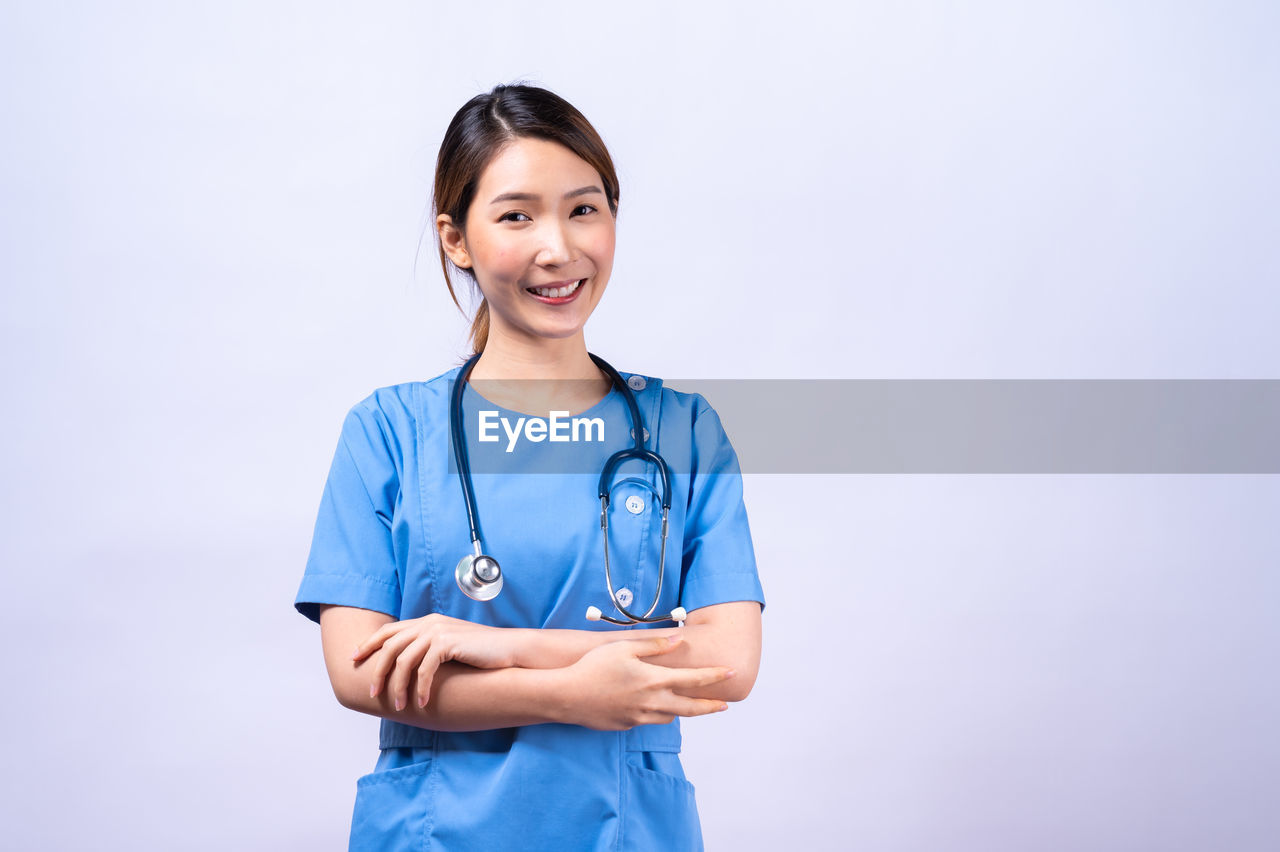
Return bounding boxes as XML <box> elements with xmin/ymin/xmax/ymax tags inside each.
<box><xmin>626</xmin><ymin>375</ymin><xmax>647</xmax><ymax>391</ymax></box>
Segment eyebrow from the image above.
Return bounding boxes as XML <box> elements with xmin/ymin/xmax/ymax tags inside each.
<box><xmin>488</xmin><ymin>185</ymin><xmax>604</xmax><ymax>205</ymax></box>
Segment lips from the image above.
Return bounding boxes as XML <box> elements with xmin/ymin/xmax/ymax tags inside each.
<box><xmin>525</xmin><ymin>278</ymin><xmax>585</xmax><ymax>298</ymax></box>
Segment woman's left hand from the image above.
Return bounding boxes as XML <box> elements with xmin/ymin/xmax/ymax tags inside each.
<box><xmin>351</xmin><ymin>614</ymin><xmax>525</xmax><ymax>711</ymax></box>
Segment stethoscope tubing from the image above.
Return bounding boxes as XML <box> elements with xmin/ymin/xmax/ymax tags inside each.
<box><xmin>451</xmin><ymin>351</ymin><xmax>680</xmax><ymax>624</ymax></box>
<box><xmin>451</xmin><ymin>354</ymin><xmax>486</xmax><ymax>552</ymax></box>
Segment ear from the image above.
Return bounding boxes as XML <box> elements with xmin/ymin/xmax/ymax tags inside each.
<box><xmin>436</xmin><ymin>214</ymin><xmax>472</xmax><ymax>268</ymax></box>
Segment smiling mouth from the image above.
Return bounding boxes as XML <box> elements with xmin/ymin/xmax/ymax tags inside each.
<box><xmin>525</xmin><ymin>279</ymin><xmax>584</xmax><ymax>298</ymax></box>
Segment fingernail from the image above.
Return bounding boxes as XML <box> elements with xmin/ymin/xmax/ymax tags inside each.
<box><xmin>719</xmin><ymin>703</ymin><xmax>729</xmax><ymax>711</ymax></box>
<box><xmin>369</xmin><ymin>684</ymin><xmax>377</xmax><ymax>698</ymax></box>
<box><xmin>394</xmin><ymin>698</ymin><xmax>404</xmax><ymax>712</ymax></box>
<box><xmin>725</xmin><ymin>669</ymin><xmax>737</xmax><ymax>678</ymax></box>
<box><xmin>418</xmin><ymin>696</ymin><xmax>428</xmax><ymax>709</ymax></box>
<box><xmin>352</xmin><ymin>647</ymin><xmax>360</xmax><ymax>660</ymax></box>
<box><xmin>667</xmin><ymin>636</ymin><xmax>682</xmax><ymax>646</ymax></box>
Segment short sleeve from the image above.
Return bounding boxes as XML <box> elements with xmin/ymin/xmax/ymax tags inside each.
<box><xmin>294</xmin><ymin>400</ymin><xmax>403</xmax><ymax>624</ymax></box>
<box><xmin>679</xmin><ymin>397</ymin><xmax>766</xmax><ymax>614</ymax></box>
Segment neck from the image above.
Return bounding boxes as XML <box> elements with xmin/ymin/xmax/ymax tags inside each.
<box><xmin>466</xmin><ymin>330</ymin><xmax>613</xmax><ymax>417</ymax></box>
<box><xmin>470</xmin><ymin>329</ymin><xmax>602</xmax><ymax>382</ymax></box>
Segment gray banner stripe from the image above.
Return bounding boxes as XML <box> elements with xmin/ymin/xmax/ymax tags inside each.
<box><xmin>692</xmin><ymin>380</ymin><xmax>1280</xmax><ymax>473</ymax></box>
<box><xmin>450</xmin><ymin>380</ymin><xmax>1280</xmax><ymax>473</ymax></box>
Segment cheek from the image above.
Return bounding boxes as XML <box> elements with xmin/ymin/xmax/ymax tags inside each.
<box><xmin>588</xmin><ymin>229</ymin><xmax>616</xmax><ymax>265</ymax></box>
<box><xmin>476</xmin><ymin>244</ymin><xmax>519</xmax><ymax>281</ymax></box>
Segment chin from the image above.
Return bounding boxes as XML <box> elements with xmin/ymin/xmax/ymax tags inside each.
<box><xmin>533</xmin><ymin>327</ymin><xmax>586</xmax><ymax>341</ymax></box>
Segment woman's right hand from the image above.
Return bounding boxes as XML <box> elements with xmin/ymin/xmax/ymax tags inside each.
<box><xmin>351</xmin><ymin>613</ymin><xmax>524</xmax><ymax>712</ymax></box>
<box><xmin>557</xmin><ymin>635</ymin><xmax>737</xmax><ymax>730</ymax></box>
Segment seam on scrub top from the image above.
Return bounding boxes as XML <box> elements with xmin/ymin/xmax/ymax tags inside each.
<box><xmin>633</xmin><ymin>381</ymin><xmax>663</xmax><ymax>613</ymax></box>
<box><xmin>414</xmin><ymin>380</ymin><xmax>437</xmax><ymax>616</ymax></box>
<box><xmin>354</xmin><ymin>394</ymin><xmax>405</xmax><ymax>484</ymax></box>
<box><xmin>677</xmin><ymin>397</ymin><xmax>704</xmax><ymax>608</ymax></box>
<box><xmin>339</xmin><ymin>433</ymin><xmax>386</xmax><ymax>522</ymax></box>
<box><xmin>614</xmin><ymin>729</ymin><xmax>625</xmax><ymax>852</ymax></box>
<box><xmin>684</xmin><ymin>401</ymin><xmax>702</xmax><ymax>515</ymax></box>
<box><xmin>424</xmin><ymin>730</ymin><xmax>441</xmax><ymax>851</ymax></box>
<box><xmin>302</xmin><ymin>570</ymin><xmax>400</xmax><ymax>589</ymax></box>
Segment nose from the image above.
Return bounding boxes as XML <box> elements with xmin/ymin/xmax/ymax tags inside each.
<box><xmin>535</xmin><ymin>220</ymin><xmax>573</xmax><ymax>267</ymax></box>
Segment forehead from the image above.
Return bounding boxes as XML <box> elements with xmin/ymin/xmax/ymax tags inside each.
<box><xmin>476</xmin><ymin>137</ymin><xmax>601</xmax><ymax>197</ymax></box>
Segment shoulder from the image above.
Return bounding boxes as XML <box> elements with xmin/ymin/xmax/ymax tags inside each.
<box><xmin>335</xmin><ymin>367</ymin><xmax>465</xmax><ymax>458</ymax></box>
<box><xmin>619</xmin><ymin>365</ymin><xmax>732</xmax><ymax>445</ymax></box>
<box><xmin>348</xmin><ymin>365</ymin><xmax>465</xmax><ymax>427</ymax></box>
<box><xmin>615</xmin><ymin>370</ymin><xmax>717</xmax><ymax>424</ymax></box>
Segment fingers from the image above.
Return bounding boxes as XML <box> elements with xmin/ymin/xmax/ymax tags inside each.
<box><xmin>632</xmin><ymin>695</ymin><xmax>727</xmax><ymax>728</ymax></box>
<box><xmin>368</xmin><ymin>630</ymin><xmax>421</xmax><ymax>698</ymax></box>
<box><xmin>663</xmin><ymin>695</ymin><xmax>729</xmax><ymax>719</ymax></box>
<box><xmin>633</xmin><ymin>634</ymin><xmax>683</xmax><ymax>659</ymax></box>
<box><xmin>387</xmin><ymin>635</ymin><xmax>432</xmax><ymax>711</ymax></box>
<box><xmin>665</xmin><ymin>665</ymin><xmax>736</xmax><ymax>692</ymax></box>
<box><xmin>416</xmin><ymin>649</ymin><xmax>445</xmax><ymax>709</ymax></box>
<box><xmin>352</xmin><ymin>623</ymin><xmax>397</xmax><ymax>662</ymax></box>
<box><xmin>353</xmin><ymin>613</ymin><xmax>448</xmax><ymax>662</ymax></box>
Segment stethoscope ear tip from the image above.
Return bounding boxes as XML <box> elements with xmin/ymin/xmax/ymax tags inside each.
<box><xmin>669</xmin><ymin>607</ymin><xmax>687</xmax><ymax>623</ymax></box>
<box><xmin>585</xmin><ymin>606</ymin><xmax>603</xmax><ymax>622</ymax></box>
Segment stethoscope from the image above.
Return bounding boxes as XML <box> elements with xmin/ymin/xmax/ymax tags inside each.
<box><xmin>450</xmin><ymin>352</ymin><xmax>687</xmax><ymax>626</ymax></box>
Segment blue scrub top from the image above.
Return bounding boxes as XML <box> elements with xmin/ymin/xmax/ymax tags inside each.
<box><xmin>296</xmin><ymin>364</ymin><xmax>765</xmax><ymax>851</ymax></box>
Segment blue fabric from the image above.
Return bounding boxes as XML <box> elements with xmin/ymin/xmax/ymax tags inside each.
<box><xmin>296</xmin><ymin>365</ymin><xmax>765</xmax><ymax>850</ymax></box>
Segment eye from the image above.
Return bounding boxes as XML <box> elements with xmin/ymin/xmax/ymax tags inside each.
<box><xmin>499</xmin><ymin>211</ymin><xmax>530</xmax><ymax>223</ymax></box>
<box><xmin>572</xmin><ymin>204</ymin><xmax>597</xmax><ymax>216</ymax></box>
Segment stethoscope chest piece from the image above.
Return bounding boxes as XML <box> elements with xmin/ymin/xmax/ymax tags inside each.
<box><xmin>456</xmin><ymin>551</ymin><xmax>503</xmax><ymax>601</ymax></box>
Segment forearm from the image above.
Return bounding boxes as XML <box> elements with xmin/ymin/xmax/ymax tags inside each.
<box><xmin>514</xmin><ymin>626</ymin><xmax>650</xmax><ymax>668</ymax></box>
<box><xmin>321</xmin><ymin>606</ymin><xmax>576</xmax><ymax>731</ymax></box>
<box><xmin>633</xmin><ymin>624</ymin><xmax>756</xmax><ymax>701</ymax></box>
<box><xmin>332</xmin><ymin>628</ymin><xmax>739</xmax><ymax>730</ymax></box>
<box><xmin>518</xmin><ymin>621</ymin><xmax>755</xmax><ymax>702</ymax></box>
<box><xmin>334</xmin><ymin>660</ymin><xmax>573</xmax><ymax>732</ymax></box>
<box><xmin>318</xmin><ymin>604</ymin><xmax>758</xmax><ymax>734</ymax></box>
<box><xmin>334</xmin><ymin>633</ymin><xmax>738</xmax><ymax>734</ymax></box>
<box><xmin>522</xmin><ymin>625</ymin><xmax>702</xmax><ymax>666</ymax></box>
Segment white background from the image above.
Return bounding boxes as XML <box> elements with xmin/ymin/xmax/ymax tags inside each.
<box><xmin>2</xmin><ymin>2</ymin><xmax>1277</xmax><ymax>849</ymax></box>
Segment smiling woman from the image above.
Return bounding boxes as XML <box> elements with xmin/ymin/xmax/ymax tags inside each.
<box><xmin>294</xmin><ymin>82</ymin><xmax>765</xmax><ymax>852</ymax></box>
<box><xmin>431</xmin><ymin>89</ymin><xmax>621</xmax><ymax>362</ymax></box>
<box><xmin>436</xmin><ymin>135</ymin><xmax>616</xmax><ymax>352</ymax></box>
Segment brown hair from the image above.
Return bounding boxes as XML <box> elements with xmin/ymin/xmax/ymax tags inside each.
<box><xmin>432</xmin><ymin>82</ymin><xmax>621</xmax><ymax>356</ymax></box>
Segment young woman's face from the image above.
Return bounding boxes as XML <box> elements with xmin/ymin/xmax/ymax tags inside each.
<box><xmin>457</xmin><ymin>137</ymin><xmax>616</xmax><ymax>345</ymax></box>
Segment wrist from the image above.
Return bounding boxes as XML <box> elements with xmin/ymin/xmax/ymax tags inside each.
<box><xmin>531</xmin><ymin>665</ymin><xmax>577</xmax><ymax>725</ymax></box>
<box><xmin>509</xmin><ymin>628</ymin><xmax>540</xmax><ymax>669</ymax></box>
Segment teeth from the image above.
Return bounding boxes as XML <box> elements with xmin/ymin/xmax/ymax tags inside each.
<box><xmin>529</xmin><ymin>279</ymin><xmax>582</xmax><ymax>298</ymax></box>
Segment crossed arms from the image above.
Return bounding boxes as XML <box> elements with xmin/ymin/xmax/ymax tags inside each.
<box><xmin>317</xmin><ymin>601</ymin><xmax>762</xmax><ymax>732</ymax></box>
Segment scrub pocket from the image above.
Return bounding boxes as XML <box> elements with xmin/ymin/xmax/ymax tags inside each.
<box><xmin>348</xmin><ymin>747</ymin><xmax>434</xmax><ymax>852</ymax></box>
<box><xmin>621</xmin><ymin>751</ymin><xmax>704</xmax><ymax>851</ymax></box>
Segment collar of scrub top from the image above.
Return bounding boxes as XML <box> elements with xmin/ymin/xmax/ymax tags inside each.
<box><xmin>449</xmin><ymin>351</ymin><xmax>686</xmax><ymax>625</ymax></box>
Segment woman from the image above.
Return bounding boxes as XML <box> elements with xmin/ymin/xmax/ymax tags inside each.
<box><xmin>295</xmin><ymin>83</ymin><xmax>765</xmax><ymax>851</ymax></box>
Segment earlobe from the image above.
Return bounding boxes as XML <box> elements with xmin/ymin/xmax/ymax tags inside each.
<box><xmin>452</xmin><ymin>243</ymin><xmax>472</xmax><ymax>268</ymax></box>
